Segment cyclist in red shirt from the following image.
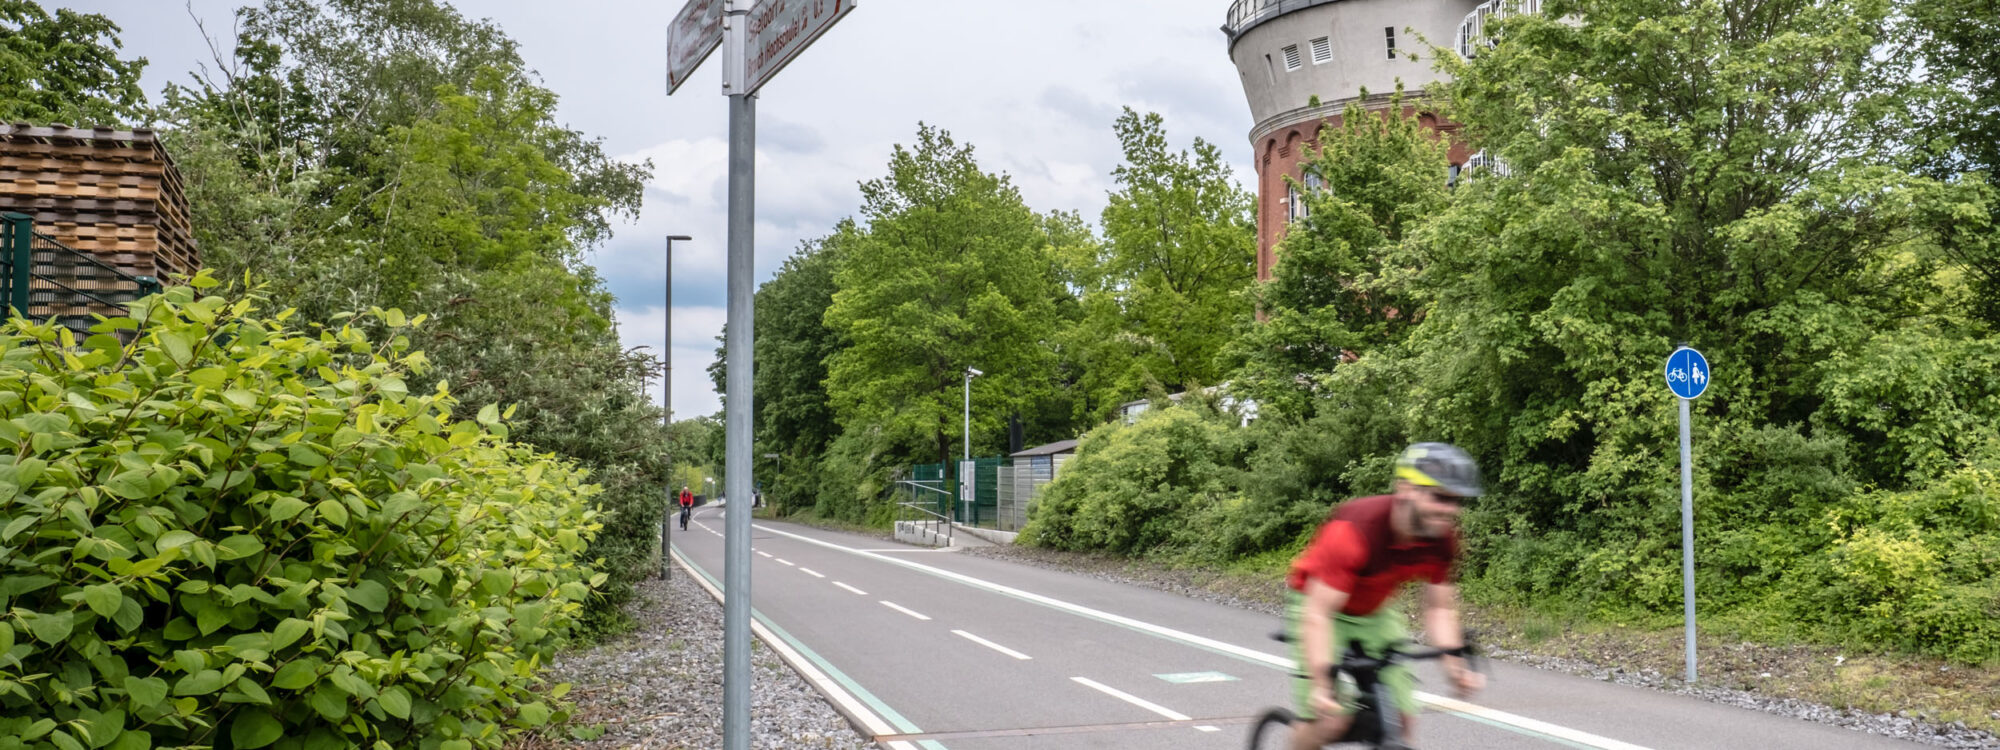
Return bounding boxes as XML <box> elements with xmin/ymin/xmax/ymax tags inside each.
<box><xmin>1285</xmin><ymin>443</ymin><xmax>1486</xmax><ymax>750</ymax></box>
<box><xmin>678</xmin><ymin>485</ymin><xmax>695</xmax><ymax>531</ymax></box>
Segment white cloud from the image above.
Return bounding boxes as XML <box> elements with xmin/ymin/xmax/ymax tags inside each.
<box><xmin>615</xmin><ymin>303</ymin><xmax>729</xmax><ymax>420</ymax></box>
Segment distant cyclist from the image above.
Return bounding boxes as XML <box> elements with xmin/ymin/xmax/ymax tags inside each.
<box><xmin>678</xmin><ymin>485</ymin><xmax>695</xmax><ymax>531</ymax></box>
<box><xmin>1284</xmin><ymin>443</ymin><xmax>1486</xmax><ymax>750</ymax></box>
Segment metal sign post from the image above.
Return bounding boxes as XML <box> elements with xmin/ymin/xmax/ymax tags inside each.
<box><xmin>1665</xmin><ymin>345</ymin><xmax>1710</xmax><ymax>683</ymax></box>
<box><xmin>666</xmin><ymin>1</ymin><xmax>853</xmax><ymax>747</ymax></box>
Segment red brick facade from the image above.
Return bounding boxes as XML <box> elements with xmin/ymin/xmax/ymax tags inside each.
<box><xmin>1253</xmin><ymin>107</ymin><xmax>1475</xmax><ymax>281</ymax></box>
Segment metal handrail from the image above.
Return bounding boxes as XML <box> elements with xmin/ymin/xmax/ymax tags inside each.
<box><xmin>895</xmin><ymin>480</ymin><xmax>954</xmax><ymax>548</ymax></box>
<box><xmin>2</xmin><ymin>212</ymin><xmax>161</xmax><ymax>321</ymax></box>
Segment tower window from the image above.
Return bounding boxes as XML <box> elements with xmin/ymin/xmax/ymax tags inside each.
<box><xmin>1385</xmin><ymin>27</ymin><xmax>1397</xmax><ymax>58</ymax></box>
<box><xmin>1282</xmin><ymin>44</ymin><xmax>1302</xmax><ymax>71</ymax></box>
<box><xmin>1310</xmin><ymin>37</ymin><xmax>1332</xmax><ymax>64</ymax></box>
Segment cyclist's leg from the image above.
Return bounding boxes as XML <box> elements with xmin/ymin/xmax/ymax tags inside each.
<box><xmin>1285</xmin><ymin>591</ymin><xmax>1356</xmax><ymax>749</ymax></box>
<box><xmin>1344</xmin><ymin>606</ymin><xmax>1422</xmax><ymax>745</ymax></box>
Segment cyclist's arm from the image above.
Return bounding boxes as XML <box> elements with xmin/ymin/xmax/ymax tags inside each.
<box><xmin>1422</xmin><ymin>582</ymin><xmax>1468</xmax><ymax>673</ymax></box>
<box><xmin>1299</xmin><ymin>577</ymin><xmax>1350</xmax><ymax>697</ymax></box>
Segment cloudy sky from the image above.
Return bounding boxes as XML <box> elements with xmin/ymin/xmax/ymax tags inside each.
<box><xmin>60</xmin><ymin>0</ymin><xmax>1258</xmax><ymax>419</ymax></box>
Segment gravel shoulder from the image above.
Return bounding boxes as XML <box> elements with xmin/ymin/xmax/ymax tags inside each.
<box><xmin>511</xmin><ymin>569</ymin><xmax>875</xmax><ymax>750</ymax></box>
<box><xmin>519</xmin><ymin>524</ymin><xmax>1996</xmax><ymax>749</ymax></box>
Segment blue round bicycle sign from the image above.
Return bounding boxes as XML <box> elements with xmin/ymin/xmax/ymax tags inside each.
<box><xmin>1664</xmin><ymin>347</ymin><xmax>1710</xmax><ymax>399</ymax></box>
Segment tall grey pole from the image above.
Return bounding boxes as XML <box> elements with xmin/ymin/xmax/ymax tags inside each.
<box><xmin>721</xmin><ymin>8</ymin><xmax>756</xmax><ymax>747</ymax></box>
<box><xmin>661</xmin><ymin>235</ymin><xmax>691</xmax><ymax>581</ymax></box>
<box><xmin>1679</xmin><ymin>396</ymin><xmax>1696</xmax><ymax>683</ymax></box>
<box><xmin>963</xmin><ymin>371</ymin><xmax>971</xmax><ymax>462</ymax></box>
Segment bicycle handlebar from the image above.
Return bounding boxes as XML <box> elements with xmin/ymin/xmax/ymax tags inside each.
<box><xmin>1269</xmin><ymin>629</ymin><xmax>1487</xmax><ymax>679</ymax></box>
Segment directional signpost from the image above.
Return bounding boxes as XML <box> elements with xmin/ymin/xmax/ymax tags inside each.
<box><xmin>666</xmin><ymin>0</ymin><xmax>722</xmax><ymax>94</ymax></box>
<box><xmin>666</xmin><ymin>1</ymin><xmax>854</xmax><ymax>747</ymax></box>
<box><xmin>744</xmin><ymin>0</ymin><xmax>855</xmax><ymax>94</ymax></box>
<box><xmin>1665</xmin><ymin>346</ymin><xmax>1709</xmax><ymax>683</ymax></box>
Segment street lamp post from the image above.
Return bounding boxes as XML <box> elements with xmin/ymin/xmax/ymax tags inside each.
<box><xmin>661</xmin><ymin>234</ymin><xmax>692</xmax><ymax>581</ymax></box>
<box><xmin>963</xmin><ymin>367</ymin><xmax>982</xmax><ymax>461</ymax></box>
<box><xmin>963</xmin><ymin>367</ymin><xmax>982</xmax><ymax>524</ymax></box>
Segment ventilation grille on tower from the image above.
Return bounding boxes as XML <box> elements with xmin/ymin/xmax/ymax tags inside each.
<box><xmin>1282</xmin><ymin>44</ymin><xmax>1302</xmax><ymax>71</ymax></box>
<box><xmin>1310</xmin><ymin>37</ymin><xmax>1332</xmax><ymax>64</ymax></box>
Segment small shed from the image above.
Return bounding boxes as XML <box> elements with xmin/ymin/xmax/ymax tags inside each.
<box><xmin>1010</xmin><ymin>439</ymin><xmax>1079</xmax><ymax>478</ymax></box>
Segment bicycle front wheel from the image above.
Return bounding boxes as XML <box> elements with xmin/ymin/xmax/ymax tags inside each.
<box><xmin>1246</xmin><ymin>707</ymin><xmax>1298</xmax><ymax>750</ymax></box>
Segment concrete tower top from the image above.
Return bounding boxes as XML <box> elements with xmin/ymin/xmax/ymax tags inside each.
<box><xmin>1223</xmin><ymin>0</ymin><xmax>1480</xmax><ymax>141</ymax></box>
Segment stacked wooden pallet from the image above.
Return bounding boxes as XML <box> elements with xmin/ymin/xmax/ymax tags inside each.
<box><xmin>0</xmin><ymin>124</ymin><xmax>198</xmax><ymax>282</ymax></box>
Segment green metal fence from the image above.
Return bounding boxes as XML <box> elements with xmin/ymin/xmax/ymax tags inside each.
<box><xmin>1</xmin><ymin>212</ymin><xmax>161</xmax><ymax>322</ymax></box>
<box><xmin>909</xmin><ymin>456</ymin><xmax>1008</xmax><ymax>526</ymax></box>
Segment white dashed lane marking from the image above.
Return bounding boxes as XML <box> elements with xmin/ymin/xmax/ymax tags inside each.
<box><xmin>952</xmin><ymin>630</ymin><xmax>1032</xmax><ymax>660</ymax></box>
<box><xmin>833</xmin><ymin>581</ymin><xmax>869</xmax><ymax>596</ymax></box>
<box><xmin>1070</xmin><ymin>676</ymin><xmax>1189</xmax><ymax>721</ymax></box>
<box><xmin>800</xmin><ymin>568</ymin><xmax>826</xmax><ymax>578</ymax></box>
<box><xmin>879</xmin><ymin>601</ymin><xmax>931</xmax><ymax>621</ymax></box>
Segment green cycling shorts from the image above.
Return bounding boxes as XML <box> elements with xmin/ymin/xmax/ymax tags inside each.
<box><xmin>1286</xmin><ymin>591</ymin><xmax>1418</xmax><ymax>720</ymax></box>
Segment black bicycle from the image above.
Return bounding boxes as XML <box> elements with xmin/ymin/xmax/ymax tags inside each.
<box><xmin>1246</xmin><ymin>633</ymin><xmax>1482</xmax><ymax>750</ymax></box>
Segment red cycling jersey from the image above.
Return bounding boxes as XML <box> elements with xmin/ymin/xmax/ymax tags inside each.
<box><xmin>1286</xmin><ymin>494</ymin><xmax>1457</xmax><ymax>616</ymax></box>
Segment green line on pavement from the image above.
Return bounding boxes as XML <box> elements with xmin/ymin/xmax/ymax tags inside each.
<box><xmin>678</xmin><ymin>550</ymin><xmax>942</xmax><ymax>747</ymax></box>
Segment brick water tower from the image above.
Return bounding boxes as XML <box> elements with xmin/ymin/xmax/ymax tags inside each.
<box><xmin>1223</xmin><ymin>0</ymin><xmax>1492</xmax><ymax>280</ymax></box>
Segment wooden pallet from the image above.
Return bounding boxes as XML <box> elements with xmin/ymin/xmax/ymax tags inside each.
<box><xmin>0</xmin><ymin>123</ymin><xmax>198</xmax><ymax>282</ymax></box>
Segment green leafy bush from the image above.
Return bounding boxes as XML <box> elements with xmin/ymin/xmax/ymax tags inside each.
<box><xmin>0</xmin><ymin>278</ymin><xmax>603</xmax><ymax>750</ymax></box>
<box><xmin>1791</xmin><ymin>443</ymin><xmax>2000</xmax><ymax>662</ymax></box>
<box><xmin>1022</xmin><ymin>406</ymin><xmax>1246</xmax><ymax>555</ymax></box>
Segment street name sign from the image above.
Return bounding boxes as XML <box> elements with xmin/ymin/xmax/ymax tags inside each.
<box><xmin>744</xmin><ymin>0</ymin><xmax>855</xmax><ymax>95</ymax></box>
<box><xmin>667</xmin><ymin>0</ymin><xmax>724</xmax><ymax>94</ymax></box>
<box><xmin>1664</xmin><ymin>346</ymin><xmax>1709</xmax><ymax>399</ymax></box>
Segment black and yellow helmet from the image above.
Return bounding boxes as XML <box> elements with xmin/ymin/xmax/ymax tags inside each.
<box><xmin>1394</xmin><ymin>442</ymin><xmax>1483</xmax><ymax>497</ymax></box>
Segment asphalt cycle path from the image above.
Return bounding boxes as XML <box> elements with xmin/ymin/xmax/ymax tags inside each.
<box><xmin>673</xmin><ymin>507</ymin><xmax>1922</xmax><ymax>750</ymax></box>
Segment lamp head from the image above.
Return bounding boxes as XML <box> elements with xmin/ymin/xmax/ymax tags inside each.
<box><xmin>966</xmin><ymin>367</ymin><xmax>984</xmax><ymax>378</ymax></box>
<box><xmin>667</xmin><ymin>235</ymin><xmax>693</xmax><ymax>241</ymax></box>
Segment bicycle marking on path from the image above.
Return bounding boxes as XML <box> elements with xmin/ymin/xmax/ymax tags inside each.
<box><xmin>754</xmin><ymin>523</ymin><xmax>1659</xmax><ymax>750</ymax></box>
<box><xmin>833</xmin><ymin>581</ymin><xmax>869</xmax><ymax>596</ymax></box>
<box><xmin>879</xmin><ymin>601</ymin><xmax>932</xmax><ymax>620</ymax></box>
<box><xmin>952</xmin><ymin>629</ymin><xmax>1033</xmax><ymax>660</ymax></box>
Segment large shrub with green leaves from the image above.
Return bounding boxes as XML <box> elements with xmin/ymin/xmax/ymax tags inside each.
<box><xmin>1021</xmin><ymin>405</ymin><xmax>1248</xmax><ymax>555</ymax></box>
<box><xmin>0</xmin><ymin>278</ymin><xmax>602</xmax><ymax>750</ymax></box>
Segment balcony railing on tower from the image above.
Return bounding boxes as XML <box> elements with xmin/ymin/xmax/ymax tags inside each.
<box><xmin>1455</xmin><ymin>0</ymin><xmax>1542</xmax><ymax>58</ymax></box>
<box><xmin>1222</xmin><ymin>0</ymin><xmax>1345</xmax><ymax>42</ymax></box>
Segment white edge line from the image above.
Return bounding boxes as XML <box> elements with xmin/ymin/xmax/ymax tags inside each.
<box><xmin>1070</xmin><ymin>676</ymin><xmax>1190</xmax><ymax>721</ymax></box>
<box><xmin>879</xmin><ymin>601</ymin><xmax>932</xmax><ymax>621</ymax></box>
<box><xmin>952</xmin><ymin>629</ymin><xmax>1032</xmax><ymax>660</ymax></box>
<box><xmin>755</xmin><ymin>524</ymin><xmax>1656</xmax><ymax>750</ymax></box>
<box><xmin>834</xmin><ymin>581</ymin><xmax>869</xmax><ymax>596</ymax></box>
<box><xmin>799</xmin><ymin>567</ymin><xmax>826</xmax><ymax>578</ymax></box>
<box><xmin>670</xmin><ymin>549</ymin><xmax>900</xmax><ymax>738</ymax></box>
